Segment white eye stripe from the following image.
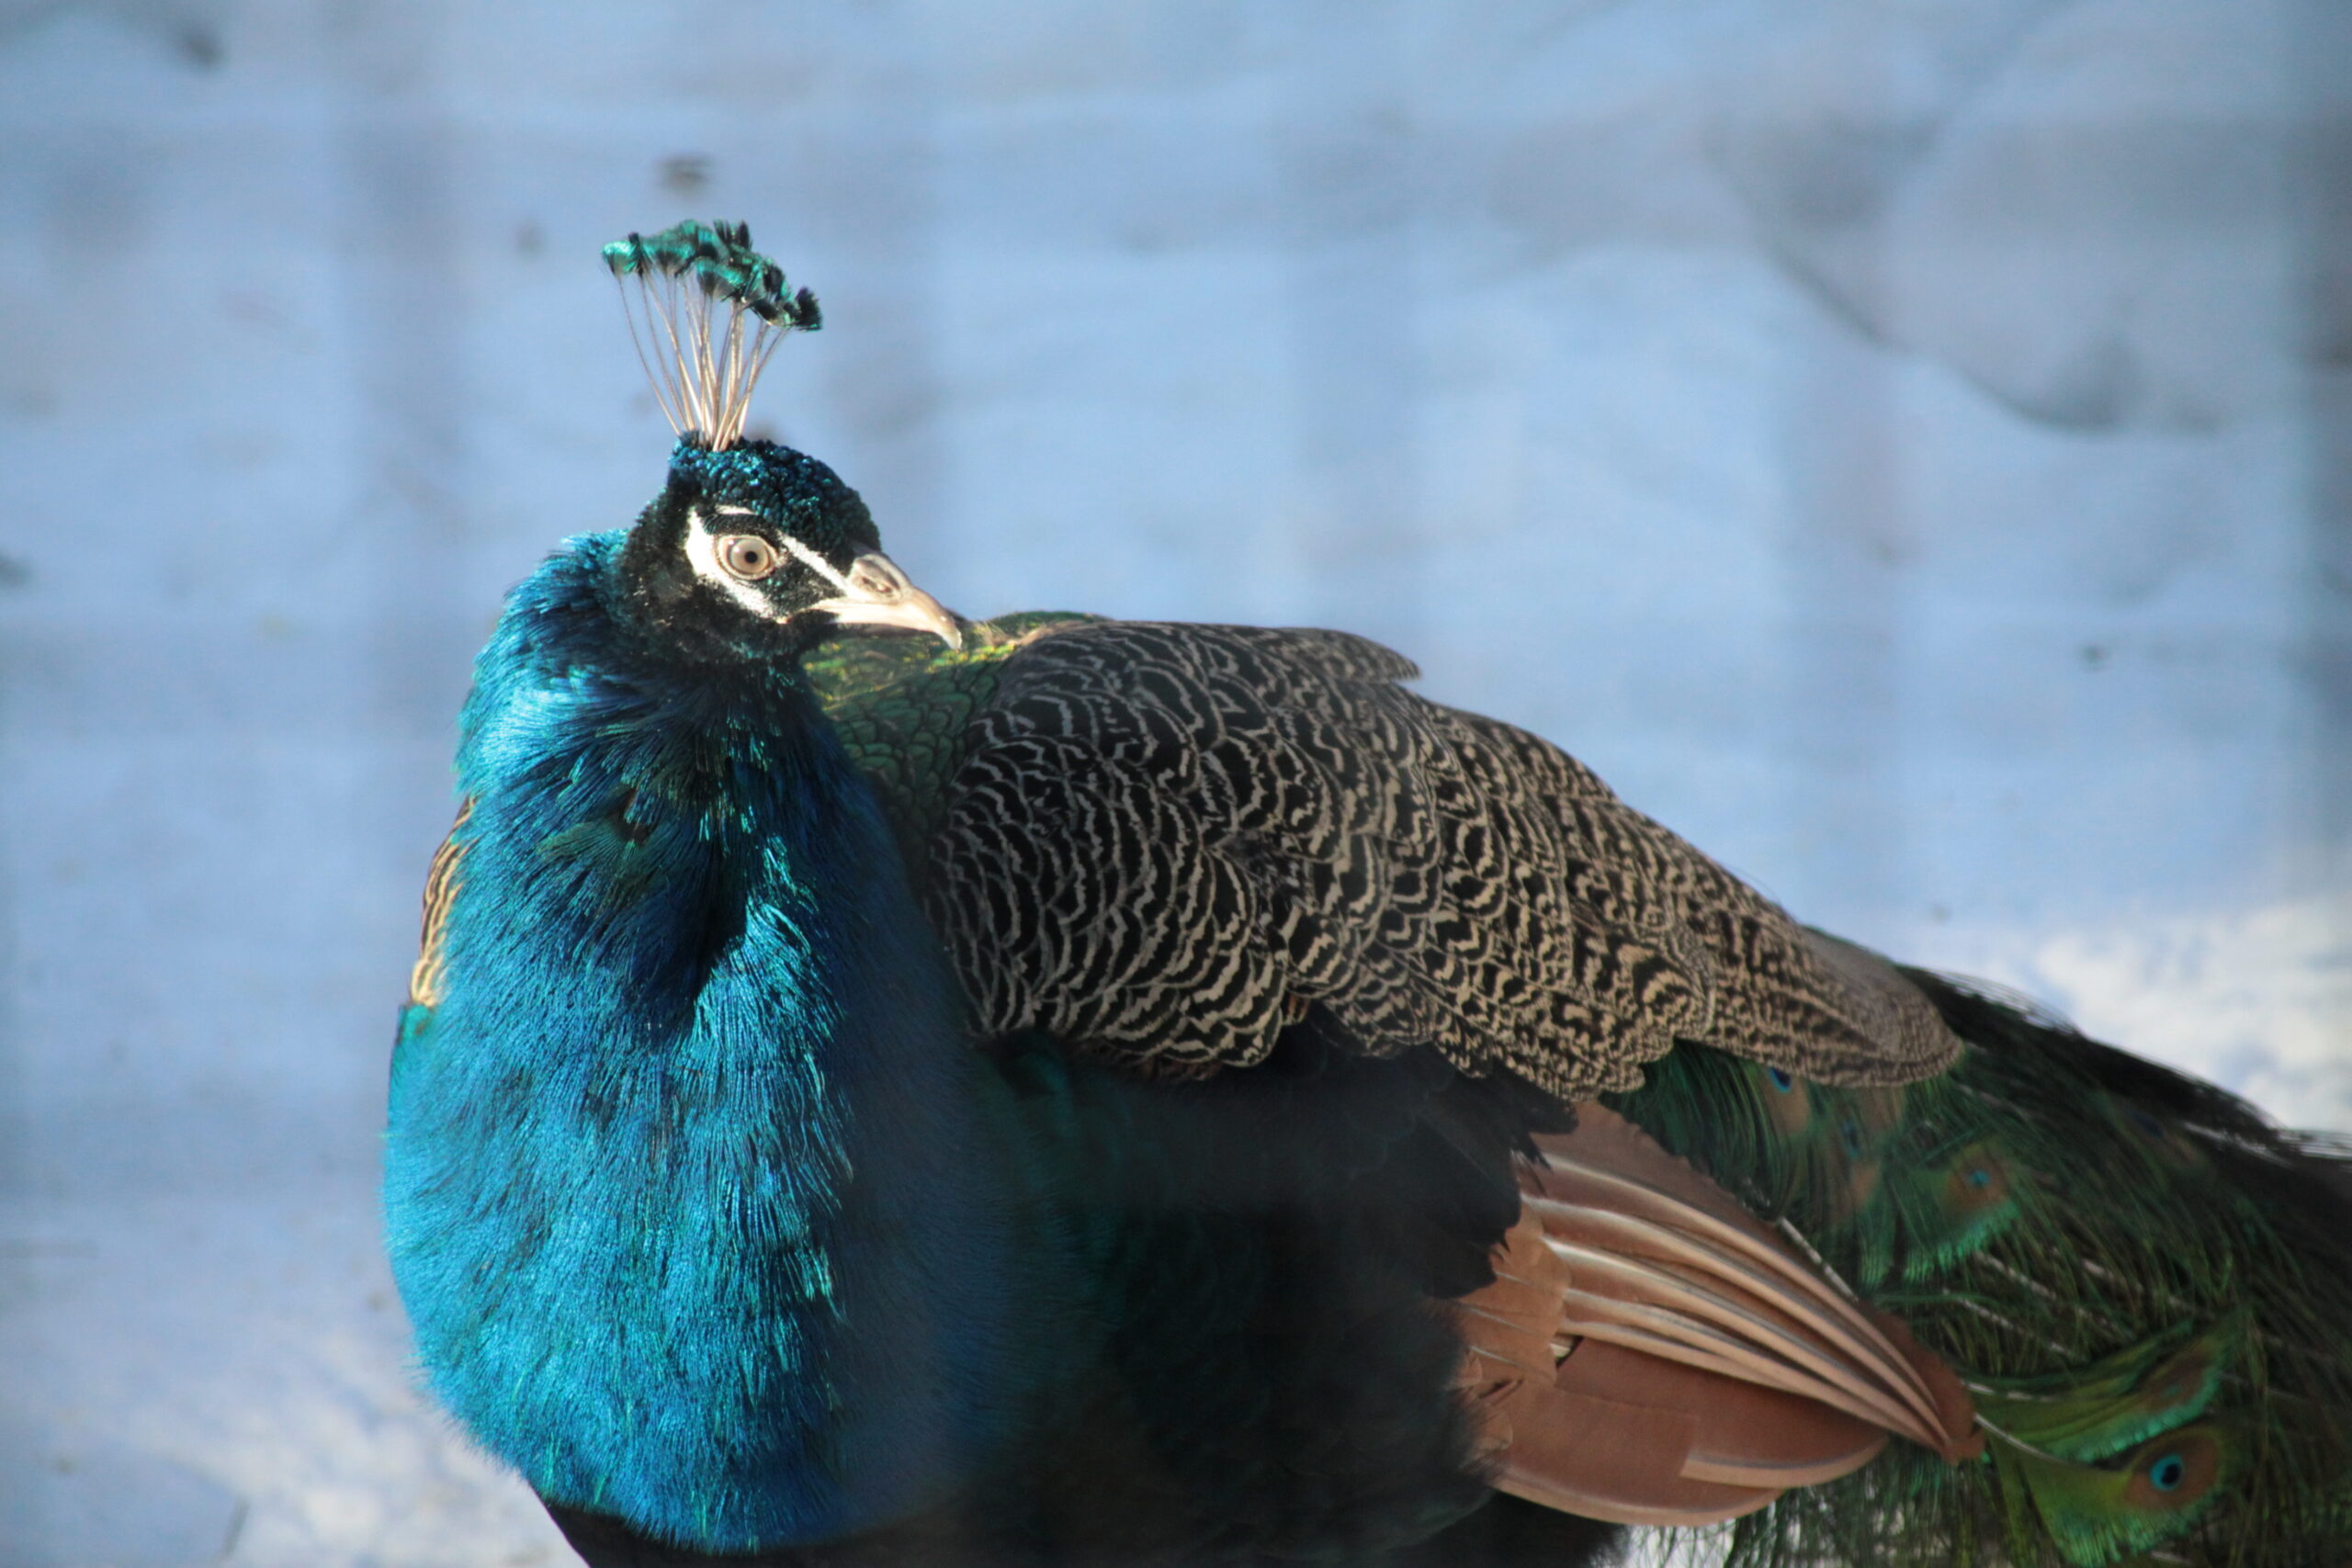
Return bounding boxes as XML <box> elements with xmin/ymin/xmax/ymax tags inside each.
<box><xmin>683</xmin><ymin>506</ymin><xmax>856</xmax><ymax>617</ymax></box>
<box><xmin>711</xmin><ymin>505</ymin><xmax>854</xmax><ymax>592</ymax></box>
<box><xmin>772</xmin><ymin>533</ymin><xmax>855</xmax><ymax>596</ymax></box>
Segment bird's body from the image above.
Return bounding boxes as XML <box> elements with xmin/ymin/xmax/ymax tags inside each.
<box><xmin>387</xmin><ymin>533</ymin><xmax>1061</xmax><ymax>1547</ymax></box>
<box><xmin>384</xmin><ymin>223</ymin><xmax>2352</xmax><ymax>1568</ymax></box>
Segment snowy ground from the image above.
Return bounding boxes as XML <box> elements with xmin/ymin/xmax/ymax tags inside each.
<box><xmin>3</xmin><ymin>0</ymin><xmax>2347</xmax><ymax>1562</ymax></box>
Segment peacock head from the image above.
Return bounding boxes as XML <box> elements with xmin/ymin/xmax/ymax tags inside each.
<box><xmin>616</xmin><ymin>435</ymin><xmax>961</xmax><ymax>663</ymax></box>
<box><xmin>604</xmin><ymin>220</ymin><xmax>960</xmax><ymax>664</ymax></box>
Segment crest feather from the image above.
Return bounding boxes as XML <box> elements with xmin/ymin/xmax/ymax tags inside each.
<box><xmin>603</xmin><ymin>220</ymin><xmax>821</xmax><ymax>450</ymax></box>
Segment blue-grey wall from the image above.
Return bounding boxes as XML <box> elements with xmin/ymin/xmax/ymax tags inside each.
<box><xmin>2</xmin><ymin>1</ymin><xmax>2346</xmax><ymax>1561</ymax></box>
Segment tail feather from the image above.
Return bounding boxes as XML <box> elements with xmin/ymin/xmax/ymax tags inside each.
<box><xmin>1595</xmin><ymin>964</ymin><xmax>2352</xmax><ymax>1568</ymax></box>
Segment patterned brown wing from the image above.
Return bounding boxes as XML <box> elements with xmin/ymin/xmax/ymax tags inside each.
<box><xmin>922</xmin><ymin>622</ymin><xmax>1958</xmax><ymax>1101</ymax></box>
<box><xmin>408</xmin><ymin>798</ymin><xmax>471</xmax><ymax>1010</ymax></box>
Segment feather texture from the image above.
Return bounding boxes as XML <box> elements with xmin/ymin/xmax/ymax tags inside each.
<box><xmin>391</xmin><ymin>423</ymin><xmax>2352</xmax><ymax>1568</ymax></box>
<box><xmin>385</xmin><ymin>541</ymin><xmax>1068</xmax><ymax>1551</ymax></box>
<box><xmin>795</xmin><ymin>614</ymin><xmax>2352</xmax><ymax>1566</ymax></box>
<box><xmin>1604</xmin><ymin>974</ymin><xmax>2352</xmax><ymax>1567</ymax></box>
<box><xmin>814</xmin><ymin>617</ymin><xmax>1961</xmax><ymax>1100</ymax></box>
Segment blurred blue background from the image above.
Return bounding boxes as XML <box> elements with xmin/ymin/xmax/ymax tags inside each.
<box><xmin>2</xmin><ymin>1</ymin><xmax>2347</xmax><ymax>1562</ymax></box>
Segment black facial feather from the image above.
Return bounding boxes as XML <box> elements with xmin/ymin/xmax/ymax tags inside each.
<box><xmin>612</xmin><ymin>437</ymin><xmax>885</xmax><ymax>666</ymax></box>
<box><xmin>668</xmin><ymin>437</ymin><xmax>881</xmax><ymax>560</ymax></box>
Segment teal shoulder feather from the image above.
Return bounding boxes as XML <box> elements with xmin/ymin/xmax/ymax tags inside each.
<box><xmin>805</xmin><ymin>611</ymin><xmax>1099</xmax><ymax>860</ymax></box>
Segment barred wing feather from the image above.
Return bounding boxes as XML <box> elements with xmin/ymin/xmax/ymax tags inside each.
<box><xmin>920</xmin><ymin>621</ymin><xmax>1958</xmax><ymax>1100</ymax></box>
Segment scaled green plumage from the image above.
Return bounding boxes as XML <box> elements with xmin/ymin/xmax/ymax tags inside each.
<box><xmin>1607</xmin><ymin>977</ymin><xmax>2352</xmax><ymax>1568</ymax></box>
<box><xmin>807</xmin><ymin>611</ymin><xmax>1100</xmax><ymax>857</ymax></box>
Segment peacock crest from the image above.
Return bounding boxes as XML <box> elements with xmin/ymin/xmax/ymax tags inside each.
<box><xmin>603</xmin><ymin>219</ymin><xmax>822</xmax><ymax>451</ymax></box>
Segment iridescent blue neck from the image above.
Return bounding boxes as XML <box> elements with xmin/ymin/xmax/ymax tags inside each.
<box><xmin>384</xmin><ymin>534</ymin><xmax>1036</xmax><ymax>1551</ymax></box>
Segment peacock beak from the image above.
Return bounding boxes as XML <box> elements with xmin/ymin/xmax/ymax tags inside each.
<box><xmin>813</xmin><ymin>551</ymin><xmax>964</xmax><ymax>651</ymax></box>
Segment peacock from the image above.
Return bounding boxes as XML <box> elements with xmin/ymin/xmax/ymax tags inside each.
<box><xmin>382</xmin><ymin>220</ymin><xmax>2352</xmax><ymax>1568</ymax></box>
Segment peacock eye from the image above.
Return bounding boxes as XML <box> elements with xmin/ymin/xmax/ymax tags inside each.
<box><xmin>717</xmin><ymin>534</ymin><xmax>779</xmax><ymax>581</ymax></box>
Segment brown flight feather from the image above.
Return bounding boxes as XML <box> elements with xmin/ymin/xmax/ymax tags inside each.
<box><xmin>1453</xmin><ymin>1105</ymin><xmax>1980</xmax><ymax>1529</ymax></box>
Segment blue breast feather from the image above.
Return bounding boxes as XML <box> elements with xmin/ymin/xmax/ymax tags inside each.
<box><xmin>383</xmin><ymin>534</ymin><xmax>1049</xmax><ymax>1551</ymax></box>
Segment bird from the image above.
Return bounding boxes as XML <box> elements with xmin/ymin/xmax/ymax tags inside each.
<box><xmin>382</xmin><ymin>220</ymin><xmax>2352</xmax><ymax>1568</ymax></box>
